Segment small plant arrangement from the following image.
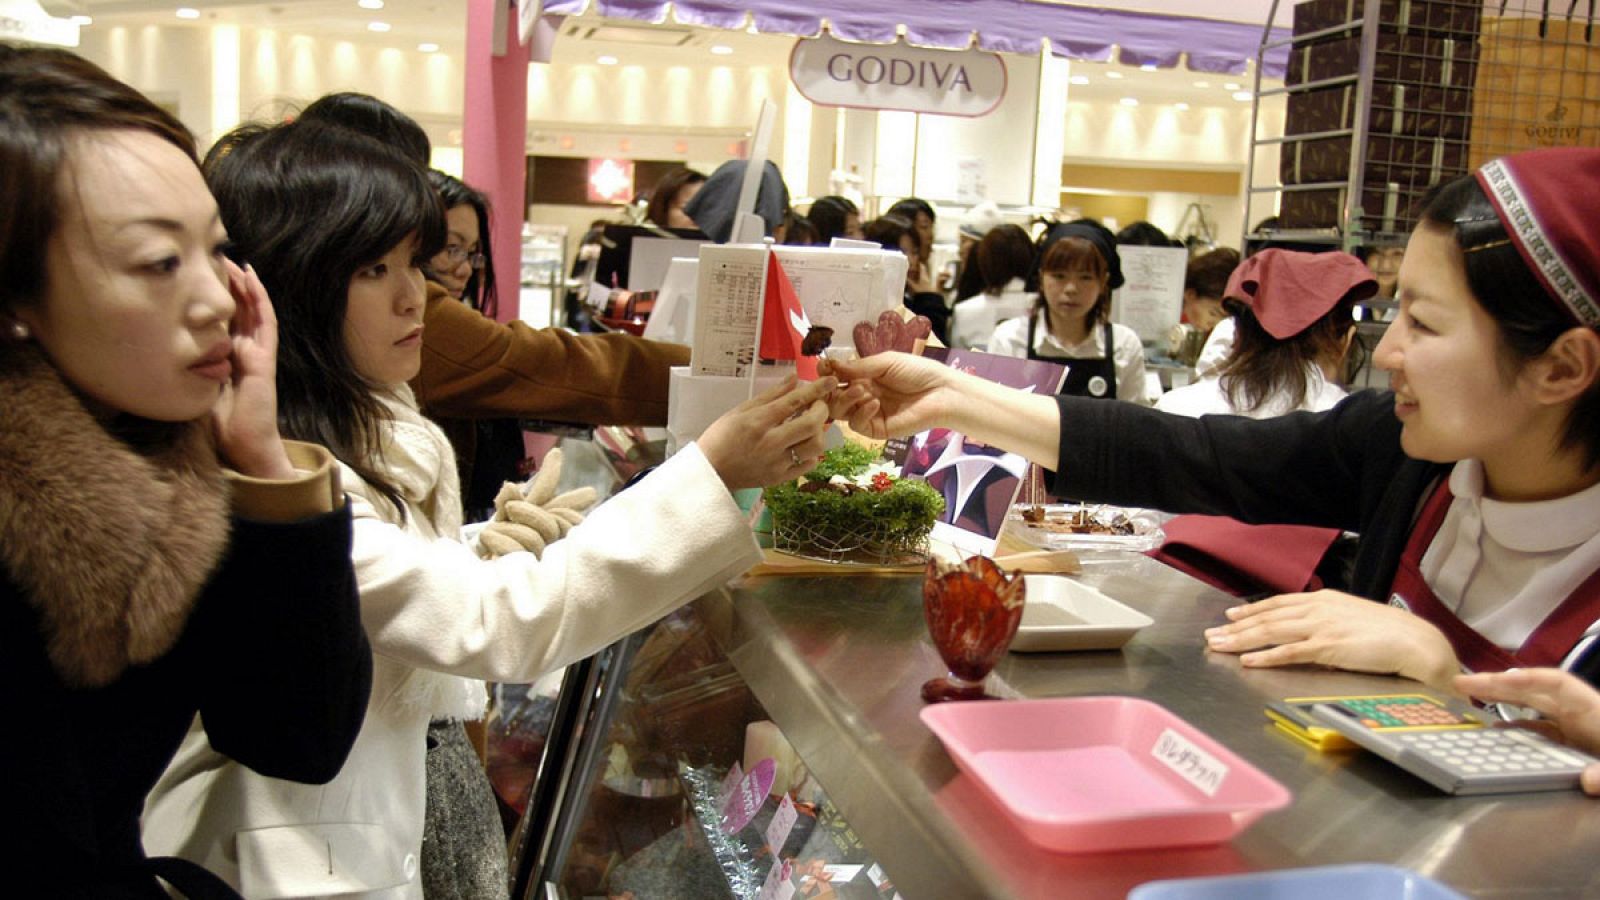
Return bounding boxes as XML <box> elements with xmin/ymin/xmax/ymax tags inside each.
<box><xmin>763</xmin><ymin>442</ymin><xmax>945</xmax><ymax>565</ymax></box>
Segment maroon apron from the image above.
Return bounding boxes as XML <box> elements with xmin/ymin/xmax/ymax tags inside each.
<box><xmin>1388</xmin><ymin>480</ymin><xmax>1600</xmax><ymax>671</ymax></box>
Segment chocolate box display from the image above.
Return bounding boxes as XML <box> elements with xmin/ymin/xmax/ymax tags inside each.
<box><xmin>1292</xmin><ymin>0</ymin><xmax>1483</xmax><ymax>40</ymax></box>
<box><xmin>1286</xmin><ymin>32</ymin><xmax>1479</xmax><ymax>88</ymax></box>
<box><xmin>1281</xmin><ymin>134</ymin><xmax>1469</xmax><ymax>185</ymax></box>
<box><xmin>1279</xmin><ymin>182</ymin><xmax>1429</xmax><ymax>232</ymax></box>
<box><xmin>1285</xmin><ymin>83</ymin><xmax>1473</xmax><ymax>140</ymax></box>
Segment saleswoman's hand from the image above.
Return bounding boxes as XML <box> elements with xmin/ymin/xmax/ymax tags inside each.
<box><xmin>819</xmin><ymin>352</ymin><xmax>956</xmax><ymax>440</ymax></box>
<box><xmin>1204</xmin><ymin>589</ymin><xmax>1460</xmax><ymax>689</ymax></box>
<box><xmin>699</xmin><ymin>375</ymin><xmax>837</xmax><ymax>491</ymax></box>
<box><xmin>1455</xmin><ymin>668</ymin><xmax>1600</xmax><ymax>795</ymax></box>
<box><xmin>211</xmin><ymin>260</ymin><xmax>294</xmax><ymax>479</ymax></box>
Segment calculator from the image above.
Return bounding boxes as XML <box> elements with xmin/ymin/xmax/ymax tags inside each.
<box><xmin>1305</xmin><ymin>693</ymin><xmax>1598</xmax><ymax>795</ymax></box>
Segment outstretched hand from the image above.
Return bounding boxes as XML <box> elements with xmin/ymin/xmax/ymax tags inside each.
<box><xmin>1456</xmin><ymin>668</ymin><xmax>1600</xmax><ymax>795</ymax></box>
<box><xmin>211</xmin><ymin>260</ymin><xmax>294</xmax><ymax>479</ymax></box>
<box><xmin>699</xmin><ymin>375</ymin><xmax>838</xmax><ymax>491</ymax></box>
<box><xmin>1204</xmin><ymin>589</ymin><xmax>1460</xmax><ymax>689</ymax></box>
<box><xmin>819</xmin><ymin>352</ymin><xmax>956</xmax><ymax>440</ymax></box>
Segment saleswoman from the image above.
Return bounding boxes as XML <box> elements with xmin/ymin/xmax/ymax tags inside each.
<box><xmin>827</xmin><ymin>148</ymin><xmax>1600</xmax><ymax>691</ymax></box>
<box><xmin>986</xmin><ymin>220</ymin><xmax>1146</xmax><ymax>403</ymax></box>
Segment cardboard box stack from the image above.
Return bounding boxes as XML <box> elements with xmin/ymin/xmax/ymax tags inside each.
<box><xmin>1278</xmin><ymin>0</ymin><xmax>1481</xmax><ymax>233</ymax></box>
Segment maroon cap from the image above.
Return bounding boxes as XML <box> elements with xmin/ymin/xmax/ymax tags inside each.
<box><xmin>1476</xmin><ymin>148</ymin><xmax>1600</xmax><ymax>327</ymax></box>
<box><xmin>1224</xmin><ymin>249</ymin><xmax>1377</xmax><ymax>339</ymax></box>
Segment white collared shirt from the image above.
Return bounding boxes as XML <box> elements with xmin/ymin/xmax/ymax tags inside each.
<box><xmin>1154</xmin><ymin>365</ymin><xmax>1347</xmax><ymax>419</ymax></box>
<box><xmin>1420</xmin><ymin>459</ymin><xmax>1600</xmax><ymax>655</ymax></box>
<box><xmin>987</xmin><ymin>311</ymin><xmax>1148</xmax><ymax>404</ymax></box>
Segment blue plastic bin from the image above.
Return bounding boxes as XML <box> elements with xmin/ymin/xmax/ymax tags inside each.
<box><xmin>1128</xmin><ymin>864</ymin><xmax>1467</xmax><ymax>900</ymax></box>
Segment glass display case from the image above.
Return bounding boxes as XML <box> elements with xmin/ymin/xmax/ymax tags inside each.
<box><xmin>520</xmin><ymin>224</ymin><xmax>568</xmax><ymax>330</ymax></box>
<box><xmin>508</xmin><ymin>602</ymin><xmax>899</xmax><ymax>900</ymax></box>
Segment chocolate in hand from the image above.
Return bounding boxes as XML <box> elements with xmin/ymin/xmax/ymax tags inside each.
<box><xmin>801</xmin><ymin>325</ymin><xmax>834</xmax><ymax>356</ymax></box>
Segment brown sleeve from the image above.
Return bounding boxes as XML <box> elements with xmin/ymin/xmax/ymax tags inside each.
<box><xmin>411</xmin><ymin>287</ymin><xmax>690</xmax><ymax>426</ymax></box>
<box><xmin>225</xmin><ymin>440</ymin><xmax>344</xmax><ymax>522</ymax></box>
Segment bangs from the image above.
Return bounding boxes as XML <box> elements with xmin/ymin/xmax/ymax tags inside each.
<box><xmin>1040</xmin><ymin>237</ymin><xmax>1107</xmax><ymax>278</ymax></box>
<box><xmin>344</xmin><ymin>163</ymin><xmax>446</xmax><ymax>267</ymax></box>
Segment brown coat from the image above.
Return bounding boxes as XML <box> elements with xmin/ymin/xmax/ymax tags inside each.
<box><xmin>409</xmin><ymin>283</ymin><xmax>689</xmax><ymax>487</ymax></box>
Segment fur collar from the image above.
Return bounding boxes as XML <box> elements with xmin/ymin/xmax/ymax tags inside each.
<box><xmin>0</xmin><ymin>347</ymin><xmax>230</xmax><ymax>687</ymax></box>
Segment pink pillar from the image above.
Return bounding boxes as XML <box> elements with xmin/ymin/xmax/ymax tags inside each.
<box><xmin>464</xmin><ymin>0</ymin><xmax>530</xmax><ymax>323</ymax></box>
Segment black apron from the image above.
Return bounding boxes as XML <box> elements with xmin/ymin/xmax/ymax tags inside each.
<box><xmin>1027</xmin><ymin>315</ymin><xmax>1118</xmax><ymax>400</ymax></box>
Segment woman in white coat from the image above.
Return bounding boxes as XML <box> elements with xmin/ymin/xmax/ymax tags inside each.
<box><xmin>143</xmin><ymin>120</ymin><xmax>838</xmax><ymax>897</ymax></box>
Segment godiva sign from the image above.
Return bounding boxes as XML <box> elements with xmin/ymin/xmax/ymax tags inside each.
<box><xmin>789</xmin><ymin>33</ymin><xmax>1007</xmax><ymax>118</ymax></box>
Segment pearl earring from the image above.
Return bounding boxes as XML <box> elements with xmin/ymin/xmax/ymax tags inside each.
<box><xmin>8</xmin><ymin>321</ymin><xmax>28</xmax><ymax>341</ymax></box>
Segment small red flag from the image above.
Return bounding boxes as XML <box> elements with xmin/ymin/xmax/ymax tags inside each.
<box><xmin>758</xmin><ymin>252</ymin><xmax>817</xmax><ymax>380</ymax></box>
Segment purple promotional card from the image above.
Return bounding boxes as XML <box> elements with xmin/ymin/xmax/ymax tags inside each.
<box><xmin>900</xmin><ymin>347</ymin><xmax>1066</xmax><ymax>556</ymax></box>
<box><xmin>721</xmin><ymin>757</ymin><xmax>777</xmax><ymax>834</ymax></box>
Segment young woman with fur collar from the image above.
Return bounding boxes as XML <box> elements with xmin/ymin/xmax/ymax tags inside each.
<box><xmin>0</xmin><ymin>48</ymin><xmax>372</xmax><ymax>898</ymax></box>
<box><xmin>143</xmin><ymin>119</ymin><xmax>840</xmax><ymax>898</ymax></box>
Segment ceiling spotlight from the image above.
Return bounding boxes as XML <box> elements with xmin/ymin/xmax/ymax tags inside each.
<box><xmin>1193</xmin><ymin>80</ymin><xmax>1210</xmax><ymax>88</ymax></box>
<box><xmin>1175</xmin><ymin>102</ymin><xmax>1190</xmax><ymax>110</ymax></box>
<box><xmin>597</xmin><ymin>55</ymin><xmax>619</xmax><ymax>65</ymax></box>
<box><xmin>1069</xmin><ymin>75</ymin><xmax>1090</xmax><ymax>85</ymax></box>
<box><xmin>1232</xmin><ymin>90</ymin><xmax>1253</xmax><ymax>101</ymax></box>
<box><xmin>176</xmin><ymin>7</ymin><xmax>200</xmax><ymax>19</ymax></box>
<box><xmin>1224</xmin><ymin>82</ymin><xmax>1241</xmax><ymax>91</ymax></box>
<box><xmin>418</xmin><ymin>42</ymin><xmax>439</xmax><ymax>53</ymax></box>
<box><xmin>1139</xmin><ymin>64</ymin><xmax>1157</xmax><ymax>71</ymax></box>
<box><xmin>358</xmin><ymin>0</ymin><xmax>384</xmax><ymax>9</ymax></box>
<box><xmin>70</xmin><ymin>15</ymin><xmax>92</xmax><ymax>26</ymax></box>
<box><xmin>710</xmin><ymin>44</ymin><xmax>734</xmax><ymax>55</ymax></box>
<box><xmin>1120</xmin><ymin>97</ymin><xmax>1139</xmax><ymax>107</ymax></box>
<box><xmin>367</xmin><ymin>21</ymin><xmax>391</xmax><ymax>32</ymax></box>
<box><xmin>1105</xmin><ymin>71</ymin><xmax>1123</xmax><ymax>79</ymax></box>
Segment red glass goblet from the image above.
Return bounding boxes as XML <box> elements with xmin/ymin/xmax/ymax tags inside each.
<box><xmin>921</xmin><ymin>556</ymin><xmax>1026</xmax><ymax>703</ymax></box>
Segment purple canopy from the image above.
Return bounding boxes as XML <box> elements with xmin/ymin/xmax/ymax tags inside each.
<box><xmin>541</xmin><ymin>0</ymin><xmax>1289</xmax><ymax>78</ymax></box>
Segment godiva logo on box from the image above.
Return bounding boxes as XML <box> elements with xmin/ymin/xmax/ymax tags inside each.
<box><xmin>1527</xmin><ymin>104</ymin><xmax>1583</xmax><ymax>143</ymax></box>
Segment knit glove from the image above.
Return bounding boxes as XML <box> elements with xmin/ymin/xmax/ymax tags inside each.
<box><xmin>477</xmin><ymin>448</ymin><xmax>598</xmax><ymax>558</ymax></box>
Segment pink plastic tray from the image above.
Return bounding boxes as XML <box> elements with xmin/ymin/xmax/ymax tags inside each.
<box><xmin>921</xmin><ymin>696</ymin><xmax>1291</xmax><ymax>853</ymax></box>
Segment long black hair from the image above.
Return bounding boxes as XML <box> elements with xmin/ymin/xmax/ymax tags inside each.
<box><xmin>426</xmin><ymin>169</ymin><xmax>498</xmax><ymax>320</ymax></box>
<box><xmin>1421</xmin><ymin>175</ymin><xmax>1600</xmax><ymax>470</ymax></box>
<box><xmin>205</xmin><ymin>119</ymin><xmax>446</xmax><ymax>513</ymax></box>
<box><xmin>1218</xmin><ymin>294</ymin><xmax>1356</xmax><ymax>414</ymax></box>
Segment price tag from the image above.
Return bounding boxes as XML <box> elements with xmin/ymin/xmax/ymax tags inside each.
<box><xmin>1150</xmin><ymin>727</ymin><xmax>1229</xmax><ymax>797</ymax></box>
<box><xmin>866</xmin><ymin>863</ymin><xmax>891</xmax><ymax>889</ymax></box>
<box><xmin>717</xmin><ymin>761</ymin><xmax>744</xmax><ymax>807</ymax></box>
<box><xmin>764</xmin><ymin>793</ymin><xmax>798</xmax><ymax>854</ymax></box>
<box><xmin>757</xmin><ymin>859</ymin><xmax>795</xmax><ymax>900</ymax></box>
<box><xmin>720</xmin><ymin>758</ymin><xmax>776</xmax><ymax>834</ymax></box>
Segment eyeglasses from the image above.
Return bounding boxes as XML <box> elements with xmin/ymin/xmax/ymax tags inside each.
<box><xmin>442</xmin><ymin>245</ymin><xmax>486</xmax><ymax>269</ymax></box>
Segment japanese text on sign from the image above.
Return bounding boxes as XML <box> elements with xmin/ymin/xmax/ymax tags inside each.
<box><xmin>1151</xmin><ymin>728</ymin><xmax>1229</xmax><ymax>797</ymax></box>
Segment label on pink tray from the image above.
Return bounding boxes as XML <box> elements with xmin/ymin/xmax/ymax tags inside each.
<box><xmin>720</xmin><ymin>757</ymin><xmax>777</xmax><ymax>834</ymax></box>
<box><xmin>764</xmin><ymin>793</ymin><xmax>798</xmax><ymax>853</ymax></box>
<box><xmin>1150</xmin><ymin>727</ymin><xmax>1229</xmax><ymax>796</ymax></box>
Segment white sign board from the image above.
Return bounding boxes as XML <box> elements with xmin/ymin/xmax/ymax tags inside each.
<box><xmin>789</xmin><ymin>33</ymin><xmax>1006</xmax><ymax>118</ymax></box>
<box><xmin>1111</xmin><ymin>245</ymin><xmax>1189</xmax><ymax>344</ymax></box>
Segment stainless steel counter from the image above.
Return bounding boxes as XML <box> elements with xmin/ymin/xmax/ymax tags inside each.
<box><xmin>701</xmin><ymin>554</ymin><xmax>1600</xmax><ymax>900</ymax></box>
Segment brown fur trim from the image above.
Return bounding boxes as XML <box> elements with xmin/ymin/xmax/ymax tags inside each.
<box><xmin>0</xmin><ymin>347</ymin><xmax>230</xmax><ymax>687</ymax></box>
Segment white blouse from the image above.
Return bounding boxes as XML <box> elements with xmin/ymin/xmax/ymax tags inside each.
<box><xmin>987</xmin><ymin>311</ymin><xmax>1148</xmax><ymax>404</ymax></box>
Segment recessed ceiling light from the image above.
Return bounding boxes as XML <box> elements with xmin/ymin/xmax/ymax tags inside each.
<box><xmin>597</xmin><ymin>55</ymin><xmax>619</xmax><ymax>65</ymax></box>
<box><xmin>1232</xmin><ymin>90</ymin><xmax>1253</xmax><ymax>101</ymax></box>
<box><xmin>358</xmin><ymin>0</ymin><xmax>384</xmax><ymax>9</ymax></box>
<box><xmin>1175</xmin><ymin>102</ymin><xmax>1190</xmax><ymax>110</ymax></box>
<box><xmin>1139</xmin><ymin>64</ymin><xmax>1157</xmax><ymax>71</ymax></box>
<box><xmin>1193</xmin><ymin>80</ymin><xmax>1210</xmax><ymax>88</ymax></box>
<box><xmin>1105</xmin><ymin>71</ymin><xmax>1123</xmax><ymax>79</ymax></box>
<box><xmin>1120</xmin><ymin>97</ymin><xmax>1139</xmax><ymax>107</ymax></box>
<box><xmin>367</xmin><ymin>21</ymin><xmax>391</xmax><ymax>32</ymax></box>
<box><xmin>418</xmin><ymin>42</ymin><xmax>439</xmax><ymax>53</ymax></box>
<box><xmin>710</xmin><ymin>44</ymin><xmax>734</xmax><ymax>55</ymax></box>
<box><xmin>70</xmin><ymin>14</ymin><xmax>92</xmax><ymax>26</ymax></box>
<box><xmin>1224</xmin><ymin>82</ymin><xmax>1242</xmax><ymax>91</ymax></box>
<box><xmin>175</xmin><ymin>7</ymin><xmax>200</xmax><ymax>19</ymax></box>
<box><xmin>1069</xmin><ymin>75</ymin><xmax>1090</xmax><ymax>85</ymax></box>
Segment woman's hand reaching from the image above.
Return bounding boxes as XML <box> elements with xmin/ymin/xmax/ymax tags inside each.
<box><xmin>1204</xmin><ymin>589</ymin><xmax>1461</xmax><ymax>689</ymax></box>
<box><xmin>211</xmin><ymin>260</ymin><xmax>294</xmax><ymax>480</ymax></box>
<box><xmin>699</xmin><ymin>375</ymin><xmax>838</xmax><ymax>491</ymax></box>
<box><xmin>1456</xmin><ymin>668</ymin><xmax>1600</xmax><ymax>795</ymax></box>
<box><xmin>819</xmin><ymin>352</ymin><xmax>957</xmax><ymax>440</ymax></box>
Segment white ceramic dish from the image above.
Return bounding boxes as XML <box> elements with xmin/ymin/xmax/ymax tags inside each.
<box><xmin>1011</xmin><ymin>574</ymin><xmax>1154</xmax><ymax>652</ymax></box>
<box><xmin>1007</xmin><ymin>503</ymin><xmax>1165</xmax><ymax>553</ymax></box>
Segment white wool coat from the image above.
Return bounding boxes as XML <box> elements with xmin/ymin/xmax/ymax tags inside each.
<box><xmin>143</xmin><ymin>386</ymin><xmax>761</xmax><ymax>898</ymax></box>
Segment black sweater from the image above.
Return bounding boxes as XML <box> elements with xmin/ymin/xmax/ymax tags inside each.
<box><xmin>1052</xmin><ymin>389</ymin><xmax>1600</xmax><ymax>684</ymax></box>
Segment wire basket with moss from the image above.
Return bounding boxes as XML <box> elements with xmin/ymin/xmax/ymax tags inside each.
<box><xmin>763</xmin><ymin>442</ymin><xmax>945</xmax><ymax>565</ymax></box>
